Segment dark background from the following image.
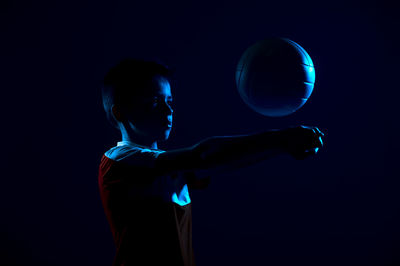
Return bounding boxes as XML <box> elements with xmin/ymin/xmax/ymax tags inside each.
<box><xmin>1</xmin><ymin>0</ymin><xmax>399</xmax><ymax>265</ymax></box>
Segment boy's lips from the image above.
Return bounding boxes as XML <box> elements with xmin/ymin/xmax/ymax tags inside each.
<box><xmin>162</xmin><ymin>121</ymin><xmax>172</xmax><ymax>127</ymax></box>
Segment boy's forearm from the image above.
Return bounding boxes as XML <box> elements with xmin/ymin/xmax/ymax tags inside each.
<box><xmin>194</xmin><ymin>129</ymin><xmax>286</xmax><ymax>169</ymax></box>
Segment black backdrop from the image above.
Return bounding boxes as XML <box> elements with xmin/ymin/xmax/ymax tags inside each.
<box><xmin>1</xmin><ymin>0</ymin><xmax>399</xmax><ymax>265</ymax></box>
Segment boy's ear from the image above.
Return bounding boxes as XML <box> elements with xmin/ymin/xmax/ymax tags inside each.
<box><xmin>111</xmin><ymin>104</ymin><xmax>124</xmax><ymax>122</ymax></box>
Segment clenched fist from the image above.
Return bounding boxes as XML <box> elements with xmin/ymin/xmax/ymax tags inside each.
<box><xmin>280</xmin><ymin>125</ymin><xmax>325</xmax><ymax>160</ymax></box>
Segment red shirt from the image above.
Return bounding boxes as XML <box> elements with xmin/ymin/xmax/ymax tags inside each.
<box><xmin>98</xmin><ymin>141</ymin><xmax>209</xmax><ymax>266</ymax></box>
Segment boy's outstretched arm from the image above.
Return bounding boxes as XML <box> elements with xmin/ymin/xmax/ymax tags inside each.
<box><xmin>155</xmin><ymin>125</ymin><xmax>324</xmax><ymax>176</ymax></box>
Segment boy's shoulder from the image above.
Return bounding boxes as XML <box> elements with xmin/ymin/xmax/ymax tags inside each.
<box><xmin>104</xmin><ymin>141</ymin><xmax>165</xmax><ymax>163</ymax></box>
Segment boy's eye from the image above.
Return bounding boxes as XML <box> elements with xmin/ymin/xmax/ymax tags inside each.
<box><xmin>151</xmin><ymin>97</ymin><xmax>161</xmax><ymax>106</ymax></box>
<box><xmin>145</xmin><ymin>97</ymin><xmax>173</xmax><ymax>108</ymax></box>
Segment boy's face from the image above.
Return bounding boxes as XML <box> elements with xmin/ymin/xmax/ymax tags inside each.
<box><xmin>123</xmin><ymin>75</ymin><xmax>174</xmax><ymax>142</ymax></box>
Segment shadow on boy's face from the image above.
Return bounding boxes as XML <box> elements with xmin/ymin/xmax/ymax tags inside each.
<box><xmin>124</xmin><ymin>75</ymin><xmax>174</xmax><ymax>142</ymax></box>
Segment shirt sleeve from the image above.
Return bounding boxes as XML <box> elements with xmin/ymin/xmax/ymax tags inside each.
<box><xmin>102</xmin><ymin>146</ymin><xmax>167</xmax><ymax>187</ymax></box>
<box><xmin>105</xmin><ymin>145</ymin><xmax>165</xmax><ymax>168</ymax></box>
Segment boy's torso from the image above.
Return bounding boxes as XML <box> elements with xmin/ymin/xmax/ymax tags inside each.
<box><xmin>98</xmin><ymin>142</ymin><xmax>196</xmax><ymax>266</ymax></box>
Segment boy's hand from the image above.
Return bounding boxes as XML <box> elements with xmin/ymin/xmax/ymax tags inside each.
<box><xmin>280</xmin><ymin>125</ymin><xmax>325</xmax><ymax>160</ymax></box>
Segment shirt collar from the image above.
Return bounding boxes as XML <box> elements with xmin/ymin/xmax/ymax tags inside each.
<box><xmin>117</xmin><ymin>140</ymin><xmax>157</xmax><ymax>150</ymax></box>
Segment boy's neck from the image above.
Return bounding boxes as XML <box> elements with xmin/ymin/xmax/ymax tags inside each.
<box><xmin>119</xmin><ymin>122</ymin><xmax>158</xmax><ymax>149</ymax></box>
<box><xmin>122</xmin><ymin>135</ymin><xmax>158</xmax><ymax>149</ymax></box>
<box><xmin>121</xmin><ymin>131</ymin><xmax>158</xmax><ymax>149</ymax></box>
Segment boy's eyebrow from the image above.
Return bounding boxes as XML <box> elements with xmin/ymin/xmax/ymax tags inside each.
<box><xmin>147</xmin><ymin>95</ymin><xmax>173</xmax><ymax>100</ymax></box>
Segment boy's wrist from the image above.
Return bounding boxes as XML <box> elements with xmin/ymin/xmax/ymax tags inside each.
<box><xmin>265</xmin><ymin>129</ymin><xmax>290</xmax><ymax>152</ymax></box>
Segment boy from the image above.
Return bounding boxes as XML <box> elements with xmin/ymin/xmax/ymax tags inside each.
<box><xmin>98</xmin><ymin>58</ymin><xmax>324</xmax><ymax>266</ymax></box>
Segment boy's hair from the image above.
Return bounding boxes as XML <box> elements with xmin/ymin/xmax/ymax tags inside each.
<box><xmin>102</xmin><ymin>58</ymin><xmax>174</xmax><ymax>129</ymax></box>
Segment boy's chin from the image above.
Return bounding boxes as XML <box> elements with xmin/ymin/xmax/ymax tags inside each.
<box><xmin>157</xmin><ymin>129</ymin><xmax>171</xmax><ymax>142</ymax></box>
<box><xmin>163</xmin><ymin>131</ymin><xmax>171</xmax><ymax>140</ymax></box>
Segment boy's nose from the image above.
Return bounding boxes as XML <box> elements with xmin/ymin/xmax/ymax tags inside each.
<box><xmin>161</xmin><ymin>101</ymin><xmax>173</xmax><ymax>114</ymax></box>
